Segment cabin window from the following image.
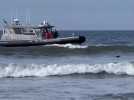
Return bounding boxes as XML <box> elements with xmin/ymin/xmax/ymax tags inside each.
<box><xmin>13</xmin><ymin>28</ymin><xmax>24</xmax><ymax>34</ymax></box>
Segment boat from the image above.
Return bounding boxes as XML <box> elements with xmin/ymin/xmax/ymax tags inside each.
<box><xmin>0</xmin><ymin>19</ymin><xmax>85</xmax><ymax>47</ymax></box>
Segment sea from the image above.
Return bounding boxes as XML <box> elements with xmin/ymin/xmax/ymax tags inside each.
<box><xmin>0</xmin><ymin>31</ymin><xmax>134</xmax><ymax>100</ymax></box>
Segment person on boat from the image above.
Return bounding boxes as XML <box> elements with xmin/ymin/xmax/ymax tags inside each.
<box><xmin>44</xmin><ymin>28</ymin><xmax>53</xmax><ymax>39</ymax></box>
<box><xmin>42</xmin><ymin>20</ymin><xmax>53</xmax><ymax>39</ymax></box>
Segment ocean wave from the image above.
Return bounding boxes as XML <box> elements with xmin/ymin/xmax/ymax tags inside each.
<box><xmin>0</xmin><ymin>62</ymin><xmax>134</xmax><ymax>78</ymax></box>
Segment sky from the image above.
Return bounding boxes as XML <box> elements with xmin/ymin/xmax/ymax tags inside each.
<box><xmin>0</xmin><ymin>0</ymin><xmax>133</xmax><ymax>30</ymax></box>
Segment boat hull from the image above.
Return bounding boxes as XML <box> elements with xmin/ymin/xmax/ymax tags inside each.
<box><xmin>0</xmin><ymin>36</ymin><xmax>85</xmax><ymax>47</ymax></box>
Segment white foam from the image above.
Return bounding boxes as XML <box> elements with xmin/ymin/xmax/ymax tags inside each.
<box><xmin>51</xmin><ymin>44</ymin><xmax>88</xmax><ymax>49</ymax></box>
<box><xmin>0</xmin><ymin>62</ymin><xmax>134</xmax><ymax>78</ymax></box>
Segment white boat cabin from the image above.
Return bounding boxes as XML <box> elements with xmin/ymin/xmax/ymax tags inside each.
<box><xmin>1</xmin><ymin>19</ymin><xmax>38</xmax><ymax>41</ymax></box>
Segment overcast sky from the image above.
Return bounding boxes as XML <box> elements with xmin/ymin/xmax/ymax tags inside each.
<box><xmin>0</xmin><ymin>0</ymin><xmax>133</xmax><ymax>30</ymax></box>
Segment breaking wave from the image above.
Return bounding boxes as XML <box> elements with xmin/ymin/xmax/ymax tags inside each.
<box><xmin>0</xmin><ymin>62</ymin><xmax>134</xmax><ymax>78</ymax></box>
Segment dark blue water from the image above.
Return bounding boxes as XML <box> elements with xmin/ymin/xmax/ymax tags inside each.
<box><xmin>0</xmin><ymin>31</ymin><xmax>134</xmax><ymax>100</ymax></box>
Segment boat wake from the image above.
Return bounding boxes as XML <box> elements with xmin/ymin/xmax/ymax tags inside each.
<box><xmin>0</xmin><ymin>61</ymin><xmax>134</xmax><ymax>78</ymax></box>
<box><xmin>50</xmin><ymin>44</ymin><xmax>88</xmax><ymax>49</ymax></box>
<box><xmin>0</xmin><ymin>44</ymin><xmax>133</xmax><ymax>56</ymax></box>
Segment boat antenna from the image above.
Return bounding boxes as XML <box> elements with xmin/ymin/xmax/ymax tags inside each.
<box><xmin>10</xmin><ymin>14</ymin><xmax>13</xmax><ymax>24</ymax></box>
<box><xmin>28</xmin><ymin>10</ymin><xmax>31</xmax><ymax>25</ymax></box>
<box><xmin>25</xmin><ymin>11</ymin><xmax>27</xmax><ymax>25</ymax></box>
<box><xmin>15</xmin><ymin>9</ymin><xmax>18</xmax><ymax>19</ymax></box>
<box><xmin>26</xmin><ymin>9</ymin><xmax>31</xmax><ymax>25</ymax></box>
<box><xmin>13</xmin><ymin>9</ymin><xmax>19</xmax><ymax>23</ymax></box>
